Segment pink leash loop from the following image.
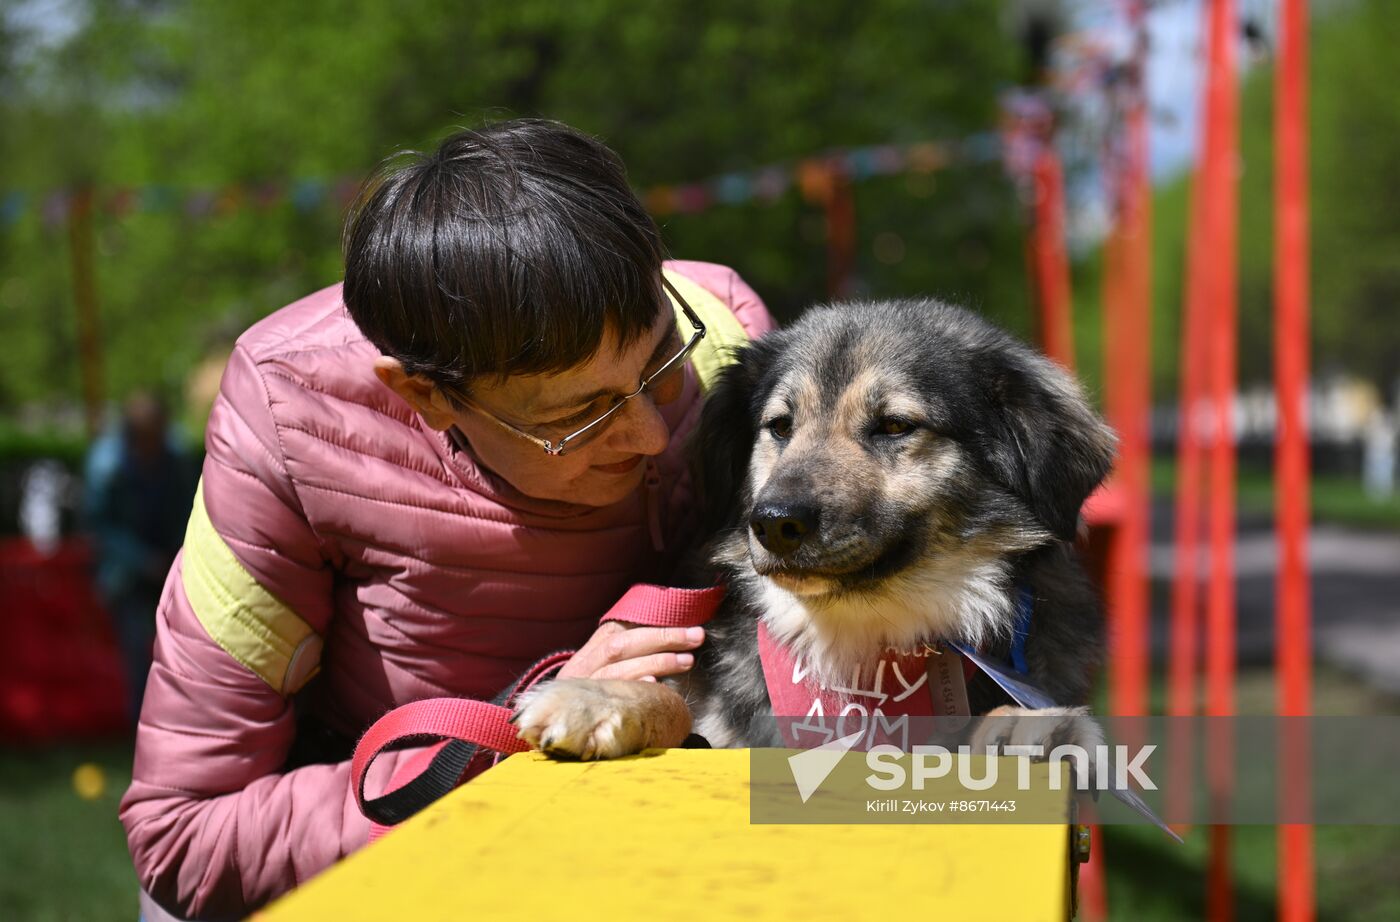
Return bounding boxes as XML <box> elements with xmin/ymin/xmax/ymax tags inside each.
<box><xmin>352</xmin><ymin>583</ymin><xmax>726</xmax><ymax>834</ymax></box>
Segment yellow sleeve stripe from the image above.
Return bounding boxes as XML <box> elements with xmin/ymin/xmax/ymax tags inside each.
<box><xmin>663</xmin><ymin>268</ymin><xmax>752</xmax><ymax>393</ymax></box>
<box><xmin>181</xmin><ymin>477</ymin><xmax>323</xmax><ymax>696</ymax></box>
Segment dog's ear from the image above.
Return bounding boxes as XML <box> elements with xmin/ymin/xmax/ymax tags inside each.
<box><xmin>979</xmin><ymin>350</ymin><xmax>1117</xmax><ymax>541</ymax></box>
<box><xmin>693</xmin><ymin>338</ymin><xmax>777</xmax><ymax>536</ymax></box>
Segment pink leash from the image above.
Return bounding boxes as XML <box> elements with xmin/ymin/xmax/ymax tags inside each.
<box><xmin>352</xmin><ymin>583</ymin><xmax>725</xmax><ymax>838</ymax></box>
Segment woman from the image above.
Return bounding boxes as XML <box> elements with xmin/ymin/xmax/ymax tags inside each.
<box><xmin>120</xmin><ymin>118</ymin><xmax>774</xmax><ymax>920</ymax></box>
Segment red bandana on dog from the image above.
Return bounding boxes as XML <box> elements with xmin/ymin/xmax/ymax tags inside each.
<box><xmin>756</xmin><ymin>621</ymin><xmax>973</xmax><ymax>748</ymax></box>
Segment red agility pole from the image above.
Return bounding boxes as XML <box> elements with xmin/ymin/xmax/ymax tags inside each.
<box><xmin>825</xmin><ymin>167</ymin><xmax>857</xmax><ymax>300</ymax></box>
<box><xmin>1103</xmin><ymin>0</ymin><xmax>1153</xmax><ymax>722</ymax></box>
<box><xmin>1077</xmin><ymin>209</ymin><xmax>1120</xmax><ymax>922</ymax></box>
<box><xmin>1197</xmin><ymin>0</ymin><xmax>1241</xmax><ymax>919</ymax></box>
<box><xmin>1080</xmin><ymin>4</ymin><xmax>1154</xmax><ymax>913</ymax></box>
<box><xmin>1014</xmin><ymin>92</ymin><xmax>1120</xmax><ymax>922</ymax></box>
<box><xmin>1169</xmin><ymin>29</ymin><xmax>1215</xmax><ymax>703</ymax></box>
<box><xmin>1167</xmin><ymin>121</ymin><xmax>1209</xmax><ymax>807</ymax></box>
<box><xmin>1202</xmin><ymin>0</ymin><xmax>1241</xmax><ymax>729</ymax></box>
<box><xmin>1168</xmin><ymin>0</ymin><xmax>1225</xmax><ymax>832</ymax></box>
<box><xmin>1274</xmin><ymin>0</ymin><xmax>1314</xmax><ymax>918</ymax></box>
<box><xmin>1029</xmin><ymin>145</ymin><xmax>1077</xmax><ymax>370</ymax></box>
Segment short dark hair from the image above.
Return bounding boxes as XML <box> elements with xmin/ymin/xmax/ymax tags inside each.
<box><xmin>342</xmin><ymin>119</ymin><xmax>666</xmax><ymax>398</ymax></box>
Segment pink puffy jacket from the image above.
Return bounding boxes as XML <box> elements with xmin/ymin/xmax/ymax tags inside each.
<box><xmin>119</xmin><ymin>260</ymin><xmax>774</xmax><ymax>920</ymax></box>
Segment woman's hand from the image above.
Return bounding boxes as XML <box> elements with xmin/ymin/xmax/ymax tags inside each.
<box><xmin>556</xmin><ymin>622</ymin><xmax>705</xmax><ymax>681</ymax></box>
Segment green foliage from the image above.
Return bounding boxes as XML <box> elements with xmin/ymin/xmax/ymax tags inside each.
<box><xmin>1308</xmin><ymin>0</ymin><xmax>1400</xmax><ymax>387</ymax></box>
<box><xmin>0</xmin><ymin>418</ymin><xmax>87</xmax><ymax>464</ymax></box>
<box><xmin>0</xmin><ymin>0</ymin><xmax>1029</xmax><ymax>415</ymax></box>
<box><xmin>1149</xmin><ymin>0</ymin><xmax>1400</xmax><ymax>397</ymax></box>
<box><xmin>1151</xmin><ymin>457</ymin><xmax>1400</xmax><ymax>531</ymax></box>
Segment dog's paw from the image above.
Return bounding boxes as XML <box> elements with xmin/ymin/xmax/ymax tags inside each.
<box><xmin>510</xmin><ymin>678</ymin><xmax>691</xmax><ymax>761</ymax></box>
<box><xmin>968</xmin><ymin>705</ymin><xmax>1105</xmax><ymax>790</ymax></box>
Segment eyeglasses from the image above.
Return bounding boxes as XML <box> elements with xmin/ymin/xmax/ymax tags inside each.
<box><xmin>455</xmin><ymin>277</ymin><xmax>707</xmax><ymax>456</ymax></box>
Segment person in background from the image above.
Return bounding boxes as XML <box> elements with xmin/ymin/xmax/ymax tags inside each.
<box><xmin>83</xmin><ymin>390</ymin><xmax>198</xmax><ymax>723</ymax></box>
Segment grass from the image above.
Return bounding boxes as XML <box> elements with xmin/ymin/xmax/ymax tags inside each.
<box><xmin>1098</xmin><ymin>662</ymin><xmax>1400</xmax><ymax>720</ymax></box>
<box><xmin>1151</xmin><ymin>458</ymin><xmax>1400</xmax><ymax>530</ymax></box>
<box><xmin>1102</xmin><ymin>824</ymin><xmax>1400</xmax><ymax>922</ymax></box>
<box><xmin>0</xmin><ymin>741</ymin><xmax>137</xmax><ymax>922</ymax></box>
<box><xmin>1093</xmin><ymin>665</ymin><xmax>1400</xmax><ymax>921</ymax></box>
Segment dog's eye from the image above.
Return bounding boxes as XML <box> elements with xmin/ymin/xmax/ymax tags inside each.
<box><xmin>766</xmin><ymin>416</ymin><xmax>794</xmax><ymax>440</ymax></box>
<box><xmin>874</xmin><ymin>416</ymin><xmax>916</xmax><ymax>438</ymax></box>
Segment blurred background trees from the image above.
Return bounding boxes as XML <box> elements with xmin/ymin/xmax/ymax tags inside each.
<box><xmin>1148</xmin><ymin>0</ymin><xmax>1400</xmax><ymax>399</ymax></box>
<box><xmin>1</xmin><ymin>0</ymin><xmax>1398</xmax><ymax>448</ymax></box>
<box><xmin>0</xmin><ymin>0</ymin><xmax>1027</xmax><ymax>419</ymax></box>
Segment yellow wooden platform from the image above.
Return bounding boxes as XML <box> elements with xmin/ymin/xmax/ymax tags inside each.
<box><xmin>258</xmin><ymin>749</ymin><xmax>1074</xmax><ymax>921</ymax></box>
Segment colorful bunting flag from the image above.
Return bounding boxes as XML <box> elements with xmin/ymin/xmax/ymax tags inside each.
<box><xmin>0</xmin><ymin>134</ymin><xmax>998</xmax><ymax>232</ymax></box>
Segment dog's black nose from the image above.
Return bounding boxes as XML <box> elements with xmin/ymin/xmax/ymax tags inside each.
<box><xmin>749</xmin><ymin>503</ymin><xmax>818</xmax><ymax>557</ymax></box>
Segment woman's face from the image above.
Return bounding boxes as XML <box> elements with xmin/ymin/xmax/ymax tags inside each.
<box><xmin>432</xmin><ymin>307</ymin><xmax>685</xmax><ymax>507</ymax></box>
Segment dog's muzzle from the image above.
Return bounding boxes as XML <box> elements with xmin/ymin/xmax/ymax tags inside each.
<box><xmin>749</xmin><ymin>502</ymin><xmax>818</xmax><ymax>558</ymax></box>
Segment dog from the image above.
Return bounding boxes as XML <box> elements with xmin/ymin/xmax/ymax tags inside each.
<box><xmin>512</xmin><ymin>297</ymin><xmax>1115</xmax><ymax>760</ymax></box>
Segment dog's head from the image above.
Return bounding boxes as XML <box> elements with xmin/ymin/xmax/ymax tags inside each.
<box><xmin>697</xmin><ymin>299</ymin><xmax>1114</xmax><ymax>646</ymax></box>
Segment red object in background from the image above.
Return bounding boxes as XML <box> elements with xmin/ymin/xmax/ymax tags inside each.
<box><xmin>824</xmin><ymin>168</ymin><xmax>857</xmax><ymax>300</ymax></box>
<box><xmin>1080</xmin><ymin>483</ymin><xmax>1124</xmax><ymax>595</ymax></box>
<box><xmin>0</xmin><ymin>537</ymin><xmax>130</xmax><ymax>742</ymax></box>
<box><xmin>1028</xmin><ymin>146</ymin><xmax>1076</xmax><ymax>370</ymax></box>
<box><xmin>1202</xmin><ymin>0</ymin><xmax>1240</xmax><ymax>748</ymax></box>
<box><xmin>1076</xmin><ymin>824</ymin><xmax>1110</xmax><ymax>922</ymax></box>
<box><xmin>1274</xmin><ymin>0</ymin><xmax>1314</xmax><ymax>918</ymax></box>
<box><xmin>1101</xmin><ymin>14</ymin><xmax>1153</xmax><ymax>722</ymax></box>
<box><xmin>1193</xmin><ymin>0</ymin><xmax>1241</xmax><ymax>919</ymax></box>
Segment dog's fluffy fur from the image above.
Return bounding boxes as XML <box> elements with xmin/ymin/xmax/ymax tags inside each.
<box><xmin>514</xmin><ymin>298</ymin><xmax>1115</xmax><ymax>758</ymax></box>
